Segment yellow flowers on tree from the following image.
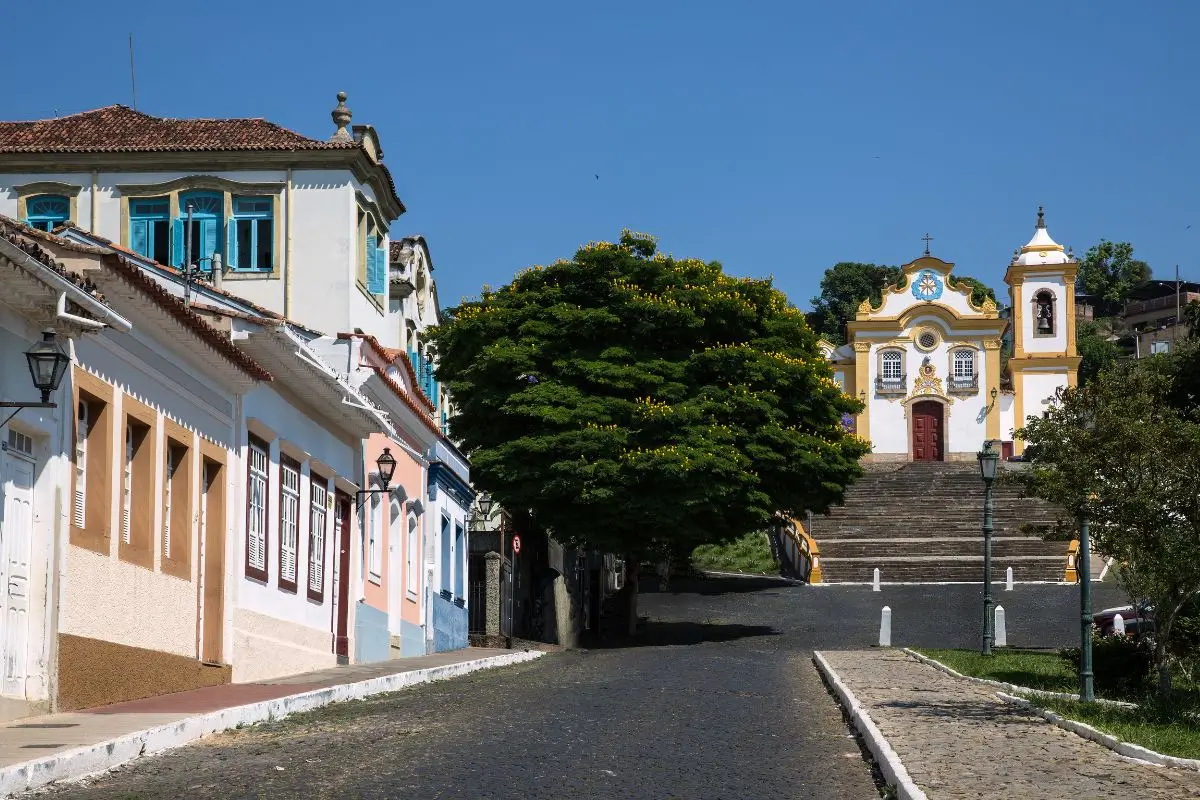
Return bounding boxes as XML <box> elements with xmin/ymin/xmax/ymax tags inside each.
<box><xmin>430</xmin><ymin>230</ymin><xmax>869</xmax><ymax>635</ymax></box>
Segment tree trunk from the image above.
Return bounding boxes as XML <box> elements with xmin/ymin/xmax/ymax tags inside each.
<box><xmin>1154</xmin><ymin>612</ymin><xmax>1174</xmax><ymax>697</ymax></box>
<box><xmin>625</xmin><ymin>555</ymin><xmax>640</xmax><ymax>636</ymax></box>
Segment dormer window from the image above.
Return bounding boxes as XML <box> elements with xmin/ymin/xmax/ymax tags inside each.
<box><xmin>25</xmin><ymin>194</ymin><xmax>70</xmax><ymax>231</ymax></box>
<box><xmin>1033</xmin><ymin>290</ymin><xmax>1055</xmax><ymax>336</ymax></box>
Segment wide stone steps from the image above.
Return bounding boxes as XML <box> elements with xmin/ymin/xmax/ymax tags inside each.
<box><xmin>820</xmin><ymin>558</ymin><xmax>1064</xmax><ymax>583</ymax></box>
<box><xmin>812</xmin><ymin>462</ymin><xmax>1069</xmax><ymax>584</ymax></box>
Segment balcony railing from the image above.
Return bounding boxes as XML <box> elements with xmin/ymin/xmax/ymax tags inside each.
<box><xmin>948</xmin><ymin>374</ymin><xmax>979</xmax><ymax>393</ymax></box>
<box><xmin>875</xmin><ymin>374</ymin><xmax>907</xmax><ymax>394</ymax></box>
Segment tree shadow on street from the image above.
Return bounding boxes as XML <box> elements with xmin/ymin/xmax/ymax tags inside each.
<box><xmin>584</xmin><ymin>620</ymin><xmax>780</xmax><ymax>649</ymax></box>
<box><xmin>644</xmin><ymin>575</ymin><xmax>796</xmax><ymax>597</ymax></box>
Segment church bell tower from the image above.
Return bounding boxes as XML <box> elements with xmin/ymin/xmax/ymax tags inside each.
<box><xmin>1005</xmin><ymin>207</ymin><xmax>1081</xmax><ymax>454</ymax></box>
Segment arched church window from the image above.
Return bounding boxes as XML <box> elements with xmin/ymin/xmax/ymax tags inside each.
<box><xmin>953</xmin><ymin>349</ymin><xmax>974</xmax><ymax>379</ymax></box>
<box><xmin>1034</xmin><ymin>291</ymin><xmax>1055</xmax><ymax>336</ymax></box>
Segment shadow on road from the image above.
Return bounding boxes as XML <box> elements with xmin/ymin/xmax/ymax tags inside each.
<box><xmin>644</xmin><ymin>575</ymin><xmax>795</xmax><ymax>597</ymax></box>
<box><xmin>585</xmin><ymin>621</ymin><xmax>780</xmax><ymax>649</ymax></box>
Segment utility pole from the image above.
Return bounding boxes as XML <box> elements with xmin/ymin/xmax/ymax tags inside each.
<box><xmin>1175</xmin><ymin>265</ymin><xmax>1182</xmax><ymax>347</ymax></box>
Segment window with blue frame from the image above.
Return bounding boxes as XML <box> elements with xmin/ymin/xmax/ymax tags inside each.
<box><xmin>129</xmin><ymin>197</ymin><xmax>171</xmax><ymax>264</ymax></box>
<box><xmin>174</xmin><ymin>192</ymin><xmax>223</xmax><ymax>271</ymax></box>
<box><xmin>453</xmin><ymin>522</ymin><xmax>465</xmax><ymax>600</ymax></box>
<box><xmin>229</xmin><ymin>196</ymin><xmax>273</xmax><ymax>271</ymax></box>
<box><xmin>25</xmin><ymin>194</ymin><xmax>70</xmax><ymax>232</ymax></box>
<box><xmin>440</xmin><ymin>514</ymin><xmax>452</xmax><ymax>597</ymax></box>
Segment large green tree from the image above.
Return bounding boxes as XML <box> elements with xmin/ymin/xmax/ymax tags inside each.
<box><xmin>1077</xmin><ymin>240</ymin><xmax>1152</xmax><ymax>317</ymax></box>
<box><xmin>432</xmin><ymin>231</ymin><xmax>869</xmax><ymax>631</ymax></box>
<box><xmin>1018</xmin><ymin>342</ymin><xmax>1200</xmax><ymax>695</ymax></box>
<box><xmin>1075</xmin><ymin>317</ymin><xmax>1125</xmax><ymax>385</ymax></box>
<box><xmin>808</xmin><ymin>262</ymin><xmax>901</xmax><ymax>344</ymax></box>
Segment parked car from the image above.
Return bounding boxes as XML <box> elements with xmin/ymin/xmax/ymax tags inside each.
<box><xmin>1093</xmin><ymin>603</ymin><xmax>1154</xmax><ymax>636</ymax></box>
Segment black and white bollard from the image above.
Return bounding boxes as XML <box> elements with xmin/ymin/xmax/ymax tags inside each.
<box><xmin>879</xmin><ymin>605</ymin><xmax>892</xmax><ymax>647</ymax></box>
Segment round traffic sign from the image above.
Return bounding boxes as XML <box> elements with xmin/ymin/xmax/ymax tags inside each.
<box><xmin>512</xmin><ymin>535</ymin><xmax>522</xmax><ymax>555</ymax></box>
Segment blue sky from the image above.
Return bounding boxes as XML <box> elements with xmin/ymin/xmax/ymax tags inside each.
<box><xmin>4</xmin><ymin>1</ymin><xmax>1198</xmax><ymax>309</ymax></box>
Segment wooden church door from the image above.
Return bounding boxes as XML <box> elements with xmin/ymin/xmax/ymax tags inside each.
<box><xmin>911</xmin><ymin>401</ymin><xmax>944</xmax><ymax>461</ymax></box>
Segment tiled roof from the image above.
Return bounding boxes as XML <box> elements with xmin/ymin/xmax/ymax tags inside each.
<box><xmin>338</xmin><ymin>332</ymin><xmax>437</xmax><ymax>414</ymax></box>
<box><xmin>0</xmin><ymin>216</ymin><xmax>110</xmax><ymax>305</ymax></box>
<box><xmin>0</xmin><ymin>105</ymin><xmax>357</xmax><ymax>153</ymax></box>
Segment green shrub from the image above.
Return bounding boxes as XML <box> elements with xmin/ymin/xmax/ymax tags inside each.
<box><xmin>1060</xmin><ymin>634</ymin><xmax>1153</xmax><ymax>698</ymax></box>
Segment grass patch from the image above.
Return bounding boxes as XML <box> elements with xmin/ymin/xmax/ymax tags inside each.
<box><xmin>915</xmin><ymin>648</ymin><xmax>1078</xmax><ymax>694</ymax></box>
<box><xmin>1032</xmin><ymin>694</ymin><xmax>1200</xmax><ymax>761</ymax></box>
<box><xmin>691</xmin><ymin>533</ymin><xmax>778</xmax><ymax>576</ymax></box>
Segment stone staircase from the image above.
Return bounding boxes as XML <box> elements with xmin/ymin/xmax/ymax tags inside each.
<box><xmin>812</xmin><ymin>462</ymin><xmax>1069</xmax><ymax>584</ymax></box>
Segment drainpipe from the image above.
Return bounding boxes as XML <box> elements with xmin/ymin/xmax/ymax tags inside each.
<box><xmin>46</xmin><ymin>368</ymin><xmax>71</xmax><ymax>711</ymax></box>
<box><xmin>284</xmin><ymin>168</ymin><xmax>294</xmax><ymax>319</ymax></box>
<box><xmin>89</xmin><ymin>171</ymin><xmax>98</xmax><ymax>233</ymax></box>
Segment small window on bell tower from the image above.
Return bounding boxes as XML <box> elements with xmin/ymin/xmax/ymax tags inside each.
<box><xmin>1033</xmin><ymin>291</ymin><xmax>1055</xmax><ymax>336</ymax></box>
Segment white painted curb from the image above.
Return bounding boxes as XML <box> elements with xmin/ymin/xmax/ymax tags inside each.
<box><xmin>996</xmin><ymin>692</ymin><xmax>1200</xmax><ymax>772</ymax></box>
<box><xmin>811</xmin><ymin>580</ymin><xmax>1064</xmax><ymax>587</ymax></box>
<box><xmin>901</xmin><ymin>648</ymin><xmax>1136</xmax><ymax>708</ymax></box>
<box><xmin>812</xmin><ymin>651</ymin><xmax>928</xmax><ymax>800</ymax></box>
<box><xmin>0</xmin><ymin>650</ymin><xmax>543</xmax><ymax>798</ymax></box>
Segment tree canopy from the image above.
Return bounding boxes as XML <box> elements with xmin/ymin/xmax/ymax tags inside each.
<box><xmin>1018</xmin><ymin>342</ymin><xmax>1200</xmax><ymax>694</ymax></box>
<box><xmin>1077</xmin><ymin>240</ymin><xmax>1152</xmax><ymax>316</ymax></box>
<box><xmin>431</xmin><ymin>231</ymin><xmax>869</xmax><ymax>564</ymax></box>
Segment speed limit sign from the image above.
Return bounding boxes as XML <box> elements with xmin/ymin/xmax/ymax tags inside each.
<box><xmin>512</xmin><ymin>535</ymin><xmax>522</xmax><ymax>555</ymax></box>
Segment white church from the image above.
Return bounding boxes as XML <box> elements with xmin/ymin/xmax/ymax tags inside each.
<box><xmin>821</xmin><ymin>208</ymin><xmax>1080</xmax><ymax>462</ymax></box>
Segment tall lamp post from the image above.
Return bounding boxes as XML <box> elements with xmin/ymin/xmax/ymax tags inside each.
<box><xmin>1078</xmin><ymin>495</ymin><xmax>1095</xmax><ymax>702</ymax></box>
<box><xmin>977</xmin><ymin>439</ymin><xmax>1000</xmax><ymax>656</ymax></box>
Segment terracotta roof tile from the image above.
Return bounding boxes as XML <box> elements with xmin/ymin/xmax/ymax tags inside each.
<box><xmin>0</xmin><ymin>105</ymin><xmax>356</xmax><ymax>153</ymax></box>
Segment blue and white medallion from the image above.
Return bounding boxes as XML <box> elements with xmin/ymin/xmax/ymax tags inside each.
<box><xmin>911</xmin><ymin>269</ymin><xmax>944</xmax><ymax>302</ymax></box>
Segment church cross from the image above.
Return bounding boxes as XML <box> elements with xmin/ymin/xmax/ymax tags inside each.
<box><xmin>922</xmin><ymin>233</ymin><xmax>934</xmax><ymax>256</ymax></box>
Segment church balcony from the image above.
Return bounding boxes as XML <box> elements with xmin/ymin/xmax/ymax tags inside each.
<box><xmin>948</xmin><ymin>375</ymin><xmax>979</xmax><ymax>394</ymax></box>
<box><xmin>875</xmin><ymin>375</ymin><xmax>907</xmax><ymax>395</ymax></box>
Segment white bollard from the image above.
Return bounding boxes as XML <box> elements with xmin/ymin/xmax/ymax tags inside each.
<box><xmin>994</xmin><ymin>605</ymin><xmax>1007</xmax><ymax>648</ymax></box>
<box><xmin>1113</xmin><ymin>613</ymin><xmax>1126</xmax><ymax>636</ymax></box>
<box><xmin>872</xmin><ymin>567</ymin><xmax>881</xmax><ymax>592</ymax></box>
<box><xmin>1006</xmin><ymin>567</ymin><xmax>1014</xmax><ymax>592</ymax></box>
<box><xmin>879</xmin><ymin>606</ymin><xmax>892</xmax><ymax>647</ymax></box>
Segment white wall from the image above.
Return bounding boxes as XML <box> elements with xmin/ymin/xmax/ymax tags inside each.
<box><xmin>1019</xmin><ymin>370</ymin><xmax>1069</xmax><ymax>429</ymax></box>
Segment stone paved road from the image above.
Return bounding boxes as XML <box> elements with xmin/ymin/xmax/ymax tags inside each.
<box><xmin>821</xmin><ymin>648</ymin><xmax>1200</xmax><ymax>800</ymax></box>
<box><xmin>37</xmin><ymin>579</ymin><xmax>1126</xmax><ymax>799</ymax></box>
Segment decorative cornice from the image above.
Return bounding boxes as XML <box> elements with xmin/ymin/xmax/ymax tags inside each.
<box><xmin>982</xmin><ymin>339</ymin><xmax>1004</xmax><ymax>350</ymax></box>
<box><xmin>116</xmin><ymin>174</ymin><xmax>285</xmax><ymax>197</ymax></box>
<box><xmin>11</xmin><ymin>180</ymin><xmax>83</xmax><ymax>197</ymax></box>
<box><xmin>852</xmin><ymin>340</ymin><xmax>873</xmax><ymax>352</ymax></box>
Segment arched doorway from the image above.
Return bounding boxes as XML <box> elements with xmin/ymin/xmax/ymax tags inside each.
<box><xmin>911</xmin><ymin>400</ymin><xmax>944</xmax><ymax>461</ymax></box>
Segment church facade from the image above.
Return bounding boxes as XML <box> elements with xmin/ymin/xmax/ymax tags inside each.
<box><xmin>821</xmin><ymin>209</ymin><xmax>1080</xmax><ymax>462</ymax></box>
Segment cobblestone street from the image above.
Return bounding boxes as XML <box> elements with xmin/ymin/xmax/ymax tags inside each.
<box><xmin>36</xmin><ymin>578</ymin><xmax>1127</xmax><ymax>799</ymax></box>
<box><xmin>820</xmin><ymin>649</ymin><xmax>1200</xmax><ymax>799</ymax></box>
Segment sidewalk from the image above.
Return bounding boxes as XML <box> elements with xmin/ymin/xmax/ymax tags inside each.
<box><xmin>0</xmin><ymin>647</ymin><xmax>543</xmax><ymax>798</ymax></box>
<box><xmin>816</xmin><ymin>648</ymin><xmax>1200</xmax><ymax>799</ymax></box>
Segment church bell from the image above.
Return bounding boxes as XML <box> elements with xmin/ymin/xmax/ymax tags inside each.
<box><xmin>1037</xmin><ymin>314</ymin><xmax>1052</xmax><ymax>333</ymax></box>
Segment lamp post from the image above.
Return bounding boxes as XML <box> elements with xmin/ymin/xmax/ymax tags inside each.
<box><xmin>1</xmin><ymin>330</ymin><xmax>72</xmax><ymax>426</ymax></box>
<box><xmin>1078</xmin><ymin>497</ymin><xmax>1095</xmax><ymax>701</ymax></box>
<box><xmin>977</xmin><ymin>439</ymin><xmax>1000</xmax><ymax>655</ymax></box>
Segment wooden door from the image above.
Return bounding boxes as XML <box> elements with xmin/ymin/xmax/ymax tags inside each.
<box><xmin>333</xmin><ymin>491</ymin><xmax>352</xmax><ymax>659</ymax></box>
<box><xmin>200</xmin><ymin>459</ymin><xmax>225</xmax><ymax>664</ymax></box>
<box><xmin>1</xmin><ymin>450</ymin><xmax>35</xmax><ymax>698</ymax></box>
<box><xmin>911</xmin><ymin>401</ymin><xmax>944</xmax><ymax>461</ymax></box>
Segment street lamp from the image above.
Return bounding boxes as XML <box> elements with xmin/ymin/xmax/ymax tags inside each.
<box><xmin>1</xmin><ymin>331</ymin><xmax>71</xmax><ymax>425</ymax></box>
<box><xmin>355</xmin><ymin>447</ymin><xmax>398</xmax><ymax>508</ymax></box>
<box><xmin>476</xmin><ymin>492</ymin><xmax>493</xmax><ymax>519</ymax></box>
<box><xmin>977</xmin><ymin>439</ymin><xmax>1000</xmax><ymax>656</ymax></box>
<box><xmin>1077</xmin><ymin>412</ymin><xmax>1096</xmax><ymax>702</ymax></box>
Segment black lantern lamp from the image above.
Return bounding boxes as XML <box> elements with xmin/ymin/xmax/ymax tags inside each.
<box><xmin>2</xmin><ymin>331</ymin><xmax>71</xmax><ymax>424</ymax></box>
<box><xmin>977</xmin><ymin>439</ymin><xmax>1000</xmax><ymax>655</ymax></box>
<box><xmin>977</xmin><ymin>439</ymin><xmax>1000</xmax><ymax>483</ymax></box>
<box><xmin>356</xmin><ymin>447</ymin><xmax>399</xmax><ymax>508</ymax></box>
<box><xmin>476</xmin><ymin>491</ymin><xmax>494</xmax><ymax>519</ymax></box>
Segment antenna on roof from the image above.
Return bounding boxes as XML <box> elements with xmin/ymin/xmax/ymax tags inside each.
<box><xmin>128</xmin><ymin>33</ymin><xmax>138</xmax><ymax>111</ymax></box>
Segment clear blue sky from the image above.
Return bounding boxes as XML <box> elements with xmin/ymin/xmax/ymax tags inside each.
<box><xmin>4</xmin><ymin>1</ymin><xmax>1198</xmax><ymax>309</ymax></box>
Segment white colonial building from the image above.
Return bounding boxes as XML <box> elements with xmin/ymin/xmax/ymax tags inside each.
<box><xmin>823</xmin><ymin>209</ymin><xmax>1079</xmax><ymax>461</ymax></box>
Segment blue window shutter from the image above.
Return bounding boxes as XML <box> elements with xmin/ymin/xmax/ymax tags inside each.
<box><xmin>171</xmin><ymin>219</ymin><xmax>185</xmax><ymax>267</ymax></box>
<box><xmin>130</xmin><ymin>219</ymin><xmax>149</xmax><ymax>257</ymax></box>
<box><xmin>226</xmin><ymin>220</ymin><xmax>238</xmax><ymax>269</ymax></box>
<box><xmin>375</xmin><ymin>247</ymin><xmax>387</xmax><ymax>295</ymax></box>
<box><xmin>202</xmin><ymin>218</ymin><xmax>219</xmax><ymax>265</ymax></box>
<box><xmin>365</xmin><ymin>234</ymin><xmax>380</xmax><ymax>294</ymax></box>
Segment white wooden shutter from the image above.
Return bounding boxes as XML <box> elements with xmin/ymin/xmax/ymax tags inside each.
<box><xmin>309</xmin><ymin>482</ymin><xmax>327</xmax><ymax>594</ymax></box>
<box><xmin>73</xmin><ymin>401</ymin><xmax>88</xmax><ymax>529</ymax></box>
<box><xmin>248</xmin><ymin>442</ymin><xmax>269</xmax><ymax>571</ymax></box>
<box><xmin>280</xmin><ymin>462</ymin><xmax>299</xmax><ymax>583</ymax></box>
<box><xmin>163</xmin><ymin>447</ymin><xmax>174</xmax><ymax>559</ymax></box>
<box><xmin>122</xmin><ymin>423</ymin><xmax>133</xmax><ymax>544</ymax></box>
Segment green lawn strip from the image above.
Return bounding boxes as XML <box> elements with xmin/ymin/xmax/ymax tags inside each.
<box><xmin>1029</xmin><ymin>694</ymin><xmax>1200</xmax><ymax>762</ymax></box>
<box><xmin>691</xmin><ymin>533</ymin><xmax>778</xmax><ymax>576</ymax></box>
<box><xmin>914</xmin><ymin>648</ymin><xmax>1078</xmax><ymax>693</ymax></box>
